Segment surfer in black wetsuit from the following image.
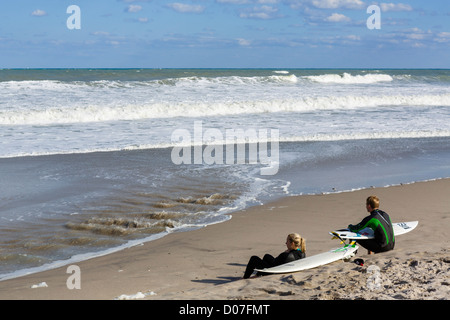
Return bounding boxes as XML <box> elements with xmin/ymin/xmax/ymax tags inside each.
<box><xmin>348</xmin><ymin>196</ymin><xmax>395</xmax><ymax>254</ymax></box>
<box><xmin>243</xmin><ymin>233</ymin><xmax>306</xmax><ymax>279</ymax></box>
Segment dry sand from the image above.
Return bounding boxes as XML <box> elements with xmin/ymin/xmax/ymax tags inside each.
<box><xmin>0</xmin><ymin>179</ymin><xmax>449</xmax><ymax>300</ymax></box>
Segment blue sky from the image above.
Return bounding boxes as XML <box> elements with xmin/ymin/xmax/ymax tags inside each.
<box><xmin>0</xmin><ymin>0</ymin><xmax>449</xmax><ymax>68</ymax></box>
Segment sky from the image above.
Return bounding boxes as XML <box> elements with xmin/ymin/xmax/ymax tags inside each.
<box><xmin>0</xmin><ymin>0</ymin><xmax>449</xmax><ymax>68</ymax></box>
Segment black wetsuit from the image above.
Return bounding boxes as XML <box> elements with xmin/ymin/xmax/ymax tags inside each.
<box><xmin>348</xmin><ymin>209</ymin><xmax>395</xmax><ymax>253</ymax></box>
<box><xmin>243</xmin><ymin>249</ymin><xmax>305</xmax><ymax>279</ymax></box>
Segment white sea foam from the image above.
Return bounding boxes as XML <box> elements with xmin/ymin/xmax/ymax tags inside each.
<box><xmin>0</xmin><ymin>80</ymin><xmax>78</xmax><ymax>91</ymax></box>
<box><xmin>31</xmin><ymin>282</ymin><xmax>48</xmax><ymax>288</ymax></box>
<box><xmin>1</xmin><ymin>129</ymin><xmax>449</xmax><ymax>160</ymax></box>
<box><xmin>305</xmin><ymin>73</ymin><xmax>394</xmax><ymax>84</ymax></box>
<box><xmin>0</xmin><ymin>74</ymin><xmax>299</xmax><ymax>91</ymax></box>
<box><xmin>282</xmin><ymin>130</ymin><xmax>450</xmax><ymax>143</ymax></box>
<box><xmin>169</xmin><ymin>74</ymin><xmax>299</xmax><ymax>86</ymax></box>
<box><xmin>114</xmin><ymin>291</ymin><xmax>156</xmax><ymax>300</ymax></box>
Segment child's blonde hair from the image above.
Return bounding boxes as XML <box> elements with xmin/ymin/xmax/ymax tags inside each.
<box><xmin>288</xmin><ymin>233</ymin><xmax>306</xmax><ymax>253</ymax></box>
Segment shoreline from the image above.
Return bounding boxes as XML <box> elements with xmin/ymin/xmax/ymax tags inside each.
<box><xmin>0</xmin><ymin>176</ymin><xmax>442</xmax><ymax>283</ymax></box>
<box><xmin>0</xmin><ymin>177</ymin><xmax>444</xmax><ymax>283</ymax></box>
<box><xmin>0</xmin><ymin>178</ymin><xmax>449</xmax><ymax>300</ymax></box>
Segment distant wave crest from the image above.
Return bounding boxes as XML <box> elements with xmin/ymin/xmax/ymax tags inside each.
<box><xmin>0</xmin><ymin>74</ymin><xmax>299</xmax><ymax>90</ymax></box>
<box><xmin>304</xmin><ymin>73</ymin><xmax>394</xmax><ymax>84</ymax></box>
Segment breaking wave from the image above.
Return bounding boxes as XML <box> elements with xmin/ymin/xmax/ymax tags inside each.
<box><xmin>0</xmin><ymin>74</ymin><xmax>299</xmax><ymax>90</ymax></box>
<box><xmin>304</xmin><ymin>73</ymin><xmax>394</xmax><ymax>84</ymax></box>
<box><xmin>1</xmin><ymin>93</ymin><xmax>449</xmax><ymax>125</ymax></box>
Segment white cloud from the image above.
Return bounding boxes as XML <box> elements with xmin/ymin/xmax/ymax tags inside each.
<box><xmin>216</xmin><ymin>0</ymin><xmax>251</xmax><ymax>3</ymax></box>
<box><xmin>237</xmin><ymin>38</ymin><xmax>251</xmax><ymax>46</ymax></box>
<box><xmin>310</xmin><ymin>0</ymin><xmax>364</xmax><ymax>9</ymax></box>
<box><xmin>407</xmin><ymin>33</ymin><xmax>425</xmax><ymax>40</ymax></box>
<box><xmin>325</xmin><ymin>13</ymin><xmax>350</xmax><ymax>22</ymax></box>
<box><xmin>437</xmin><ymin>32</ymin><xmax>450</xmax><ymax>37</ymax></box>
<box><xmin>217</xmin><ymin>0</ymin><xmax>280</xmax><ymax>6</ymax></box>
<box><xmin>434</xmin><ymin>32</ymin><xmax>450</xmax><ymax>43</ymax></box>
<box><xmin>240</xmin><ymin>5</ymin><xmax>280</xmax><ymax>19</ymax></box>
<box><xmin>378</xmin><ymin>28</ymin><xmax>439</xmax><ymax>48</ymax></box>
<box><xmin>380</xmin><ymin>3</ymin><xmax>413</xmax><ymax>12</ymax></box>
<box><xmin>346</xmin><ymin>34</ymin><xmax>360</xmax><ymax>41</ymax></box>
<box><xmin>31</xmin><ymin>9</ymin><xmax>47</xmax><ymax>17</ymax></box>
<box><xmin>258</xmin><ymin>0</ymin><xmax>280</xmax><ymax>3</ymax></box>
<box><xmin>126</xmin><ymin>5</ymin><xmax>142</xmax><ymax>13</ymax></box>
<box><xmin>91</xmin><ymin>31</ymin><xmax>110</xmax><ymax>37</ymax></box>
<box><xmin>167</xmin><ymin>3</ymin><xmax>205</xmax><ymax>13</ymax></box>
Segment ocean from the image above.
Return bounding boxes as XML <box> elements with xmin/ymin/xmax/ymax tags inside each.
<box><xmin>0</xmin><ymin>68</ymin><xmax>449</xmax><ymax>280</ymax></box>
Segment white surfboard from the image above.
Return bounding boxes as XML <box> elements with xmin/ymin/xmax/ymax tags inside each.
<box><xmin>330</xmin><ymin>221</ymin><xmax>418</xmax><ymax>240</ymax></box>
<box><xmin>255</xmin><ymin>244</ymin><xmax>358</xmax><ymax>274</ymax></box>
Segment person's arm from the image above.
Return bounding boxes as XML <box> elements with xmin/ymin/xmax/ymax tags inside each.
<box><xmin>273</xmin><ymin>251</ymin><xmax>291</xmax><ymax>266</ymax></box>
<box><xmin>348</xmin><ymin>215</ymin><xmax>372</xmax><ymax>232</ymax></box>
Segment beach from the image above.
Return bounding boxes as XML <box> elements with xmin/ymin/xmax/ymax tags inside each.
<box><xmin>2</xmin><ymin>0</ymin><xmax>450</xmax><ymax>307</ymax></box>
<box><xmin>0</xmin><ymin>178</ymin><xmax>448</xmax><ymax>300</ymax></box>
<box><xmin>0</xmin><ymin>69</ymin><xmax>449</xmax><ymax>302</ymax></box>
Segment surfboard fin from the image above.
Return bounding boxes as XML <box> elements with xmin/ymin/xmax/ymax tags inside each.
<box><xmin>330</xmin><ymin>232</ymin><xmax>346</xmax><ymax>244</ymax></box>
<box><xmin>331</xmin><ymin>235</ymin><xmax>344</xmax><ymax>243</ymax></box>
